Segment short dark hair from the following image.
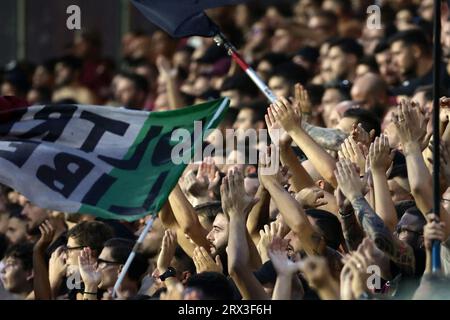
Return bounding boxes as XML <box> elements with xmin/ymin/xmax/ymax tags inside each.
<box><xmin>56</xmin><ymin>55</ymin><xmax>83</xmax><ymax>71</ymax></box>
<box><xmin>394</xmin><ymin>200</ymin><xmax>416</xmax><ymax>220</ymax></box>
<box><xmin>67</xmin><ymin>221</ymin><xmax>113</xmax><ymax>255</ymax></box>
<box><xmin>343</xmin><ymin>108</ymin><xmax>381</xmax><ymax>137</ymax></box>
<box><xmin>118</xmin><ymin>72</ymin><xmax>149</xmax><ymax>93</ymax></box>
<box><xmin>305</xmin><ymin>209</ymin><xmax>343</xmax><ymax>250</ymax></box>
<box><xmin>328</xmin><ymin>38</ymin><xmax>364</xmax><ymax>60</ymax></box>
<box><xmin>5</xmin><ymin>243</ymin><xmax>34</xmax><ymax>271</ymax></box>
<box><xmin>271</xmin><ymin>62</ymin><xmax>309</xmax><ymax>86</ymax></box>
<box><xmin>313</xmin><ymin>10</ymin><xmax>338</xmax><ymax>27</ymax></box>
<box><xmin>241</xmin><ymin>99</ymin><xmax>267</xmax><ymax>123</ymax></box>
<box><xmin>103</xmin><ymin>238</ymin><xmax>148</xmax><ymax>282</ymax></box>
<box><xmin>388</xmin><ymin>29</ymin><xmax>431</xmax><ymax>56</ymax></box>
<box><xmin>374</xmin><ymin>40</ymin><xmax>390</xmax><ymax>55</ymax></box>
<box><xmin>221</xmin><ymin>74</ymin><xmax>259</xmax><ymax>96</ymax></box>
<box><xmin>185</xmin><ymin>272</ymin><xmax>237</xmax><ymax>300</ymax></box>
<box><xmin>194</xmin><ymin>201</ymin><xmax>223</xmax><ymax>224</ymax></box>
<box><xmin>174</xmin><ymin>245</ymin><xmax>196</xmax><ymax>275</ymax></box>
<box><xmin>324</xmin><ymin>80</ymin><xmax>352</xmax><ymax>100</ymax></box>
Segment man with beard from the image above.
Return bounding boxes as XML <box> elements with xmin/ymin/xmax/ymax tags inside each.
<box><xmin>19</xmin><ymin>195</ymin><xmax>67</xmax><ymax>258</ymax></box>
<box><xmin>389</xmin><ymin>29</ymin><xmax>450</xmax><ymax>96</ymax></box>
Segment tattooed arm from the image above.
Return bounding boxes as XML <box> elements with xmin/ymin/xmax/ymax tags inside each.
<box><xmin>336</xmin><ymin>158</ymin><xmax>415</xmax><ymax>275</ymax></box>
<box><xmin>302</xmin><ymin>122</ymin><xmax>348</xmax><ymax>151</ymax></box>
<box><xmin>352</xmin><ymin>196</ymin><xmax>415</xmax><ymax>275</ymax></box>
<box><xmin>339</xmin><ymin>210</ymin><xmax>365</xmax><ymax>252</ymax></box>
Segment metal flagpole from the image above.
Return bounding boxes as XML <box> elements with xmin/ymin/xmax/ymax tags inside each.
<box><xmin>432</xmin><ymin>0</ymin><xmax>442</xmax><ymax>273</ymax></box>
<box><xmin>213</xmin><ymin>32</ymin><xmax>277</xmax><ymax>104</ymax></box>
<box><xmin>112</xmin><ymin>216</ymin><xmax>155</xmax><ymax>298</ymax></box>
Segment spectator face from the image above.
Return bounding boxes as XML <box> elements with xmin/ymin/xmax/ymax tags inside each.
<box><xmin>328</xmin><ymin>46</ymin><xmax>353</xmax><ymax>81</ymax></box>
<box><xmin>221</xmin><ymin>89</ymin><xmax>242</xmax><ymax>108</ymax></box>
<box><xmin>1</xmin><ymin>81</ymin><xmax>17</xmax><ymax>96</ymax></box>
<box><xmin>0</xmin><ymin>212</ymin><xmax>8</xmax><ymax>235</ymax></box>
<box><xmin>268</xmin><ymin>76</ymin><xmax>291</xmax><ymax>98</ymax></box>
<box><xmin>1</xmin><ymin>256</ymin><xmax>32</xmax><ymax>294</ymax></box>
<box><xmin>442</xmin><ymin>21</ymin><xmax>450</xmax><ymax>59</ymax></box>
<box><xmin>115</xmin><ymin>77</ymin><xmax>145</xmax><ymax>109</ymax></box>
<box><xmin>271</xmin><ymin>28</ymin><xmax>292</xmax><ymax>54</ymax></box>
<box><xmin>308</xmin><ymin>16</ymin><xmax>335</xmax><ymax>44</ymax></box>
<box><xmin>65</xmin><ymin>236</ymin><xmax>84</xmax><ymax>275</ymax></box>
<box><xmin>419</xmin><ymin>0</ymin><xmax>434</xmax><ymax>22</ymax></box>
<box><xmin>206</xmin><ymin>213</ymin><xmax>228</xmax><ymax>256</ymax></box>
<box><xmin>21</xmin><ymin>200</ymin><xmax>48</xmax><ymax>233</ymax></box>
<box><xmin>336</xmin><ymin>115</ymin><xmax>358</xmax><ymax>134</ymax></box>
<box><xmin>390</xmin><ymin>40</ymin><xmax>417</xmax><ymax>78</ymax></box>
<box><xmin>361</xmin><ymin>26</ymin><xmax>384</xmax><ymax>56</ymax></box>
<box><xmin>387</xmin><ymin>178</ymin><xmax>412</xmax><ymax>203</ymax></box>
<box><xmin>97</xmin><ymin>247</ymin><xmax>121</xmax><ymax>290</ymax></box>
<box><xmin>6</xmin><ymin>217</ymin><xmax>28</xmax><ymax>245</ymax></box>
<box><xmin>321</xmin><ymin>88</ymin><xmax>345</xmax><ymax>126</ymax></box>
<box><xmin>54</xmin><ymin>63</ymin><xmax>75</xmax><ymax>87</ymax></box>
<box><xmin>32</xmin><ymin>65</ymin><xmax>53</xmax><ymax>89</ymax></box>
<box><xmin>233</xmin><ymin>108</ymin><xmax>255</xmax><ymax>131</ymax></box>
<box><xmin>257</xmin><ymin>60</ymin><xmax>274</xmax><ymax>83</ymax></box>
<box><xmin>375</xmin><ymin>50</ymin><xmax>398</xmax><ymax>86</ymax></box>
<box><xmin>396</xmin><ymin>213</ymin><xmax>424</xmax><ymax>248</ymax></box>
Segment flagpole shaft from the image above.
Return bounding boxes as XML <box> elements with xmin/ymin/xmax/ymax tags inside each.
<box><xmin>214</xmin><ymin>33</ymin><xmax>277</xmax><ymax>103</ymax></box>
<box><xmin>112</xmin><ymin>216</ymin><xmax>154</xmax><ymax>298</ymax></box>
<box><xmin>432</xmin><ymin>0</ymin><xmax>442</xmax><ymax>273</ymax></box>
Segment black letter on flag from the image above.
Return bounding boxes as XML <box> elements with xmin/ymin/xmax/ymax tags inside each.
<box><xmin>79</xmin><ymin>111</ymin><xmax>129</xmax><ymax>152</ymax></box>
<box><xmin>19</xmin><ymin>105</ymin><xmax>77</xmax><ymax>142</ymax></box>
<box><xmin>37</xmin><ymin>152</ymin><xmax>94</xmax><ymax>198</ymax></box>
<box><xmin>0</xmin><ymin>140</ymin><xmax>39</xmax><ymax>168</ymax></box>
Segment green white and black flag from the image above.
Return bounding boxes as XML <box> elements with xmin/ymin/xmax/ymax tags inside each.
<box><xmin>0</xmin><ymin>98</ymin><xmax>229</xmax><ymax>221</ymax></box>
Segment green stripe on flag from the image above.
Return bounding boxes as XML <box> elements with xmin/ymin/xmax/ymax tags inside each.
<box><xmin>79</xmin><ymin>98</ymin><xmax>229</xmax><ymax>221</ymax></box>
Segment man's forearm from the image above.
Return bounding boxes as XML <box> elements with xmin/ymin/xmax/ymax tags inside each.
<box><xmin>288</xmin><ymin>126</ymin><xmax>338</xmax><ymax>187</ymax></box>
<box><xmin>339</xmin><ymin>211</ymin><xmax>365</xmax><ymax>251</ymax></box>
<box><xmin>372</xmin><ymin>170</ymin><xmax>398</xmax><ymax>232</ymax></box>
<box><xmin>302</xmin><ymin>122</ymin><xmax>347</xmax><ymax>151</ymax></box>
<box><xmin>280</xmin><ymin>143</ymin><xmax>315</xmax><ymax>192</ymax></box>
<box><xmin>351</xmin><ymin>196</ymin><xmax>415</xmax><ymax>275</ymax></box>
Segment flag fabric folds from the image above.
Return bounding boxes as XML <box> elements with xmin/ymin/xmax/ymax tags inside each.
<box><xmin>0</xmin><ymin>98</ymin><xmax>229</xmax><ymax>221</ymax></box>
<box><xmin>131</xmin><ymin>0</ymin><xmax>248</xmax><ymax>37</ymax></box>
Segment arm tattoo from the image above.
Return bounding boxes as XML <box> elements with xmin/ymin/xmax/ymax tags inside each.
<box><xmin>340</xmin><ymin>211</ymin><xmax>365</xmax><ymax>251</ymax></box>
<box><xmin>302</xmin><ymin>122</ymin><xmax>347</xmax><ymax>151</ymax></box>
<box><xmin>352</xmin><ymin>196</ymin><xmax>415</xmax><ymax>275</ymax></box>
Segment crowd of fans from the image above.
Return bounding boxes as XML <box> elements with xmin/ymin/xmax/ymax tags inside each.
<box><xmin>1</xmin><ymin>0</ymin><xmax>450</xmax><ymax>300</ymax></box>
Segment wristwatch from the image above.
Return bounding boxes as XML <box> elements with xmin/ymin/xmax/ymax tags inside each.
<box><xmin>159</xmin><ymin>266</ymin><xmax>177</xmax><ymax>281</ymax></box>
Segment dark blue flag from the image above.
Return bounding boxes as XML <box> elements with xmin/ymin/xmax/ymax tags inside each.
<box><xmin>131</xmin><ymin>0</ymin><xmax>248</xmax><ymax>38</ymax></box>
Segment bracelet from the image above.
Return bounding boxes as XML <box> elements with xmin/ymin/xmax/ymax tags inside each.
<box><xmin>83</xmin><ymin>292</ymin><xmax>97</xmax><ymax>295</ymax></box>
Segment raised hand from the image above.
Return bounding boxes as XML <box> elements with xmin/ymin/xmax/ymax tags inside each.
<box><xmin>157</xmin><ymin>229</ymin><xmax>177</xmax><ymax>274</ymax></box>
<box><xmin>34</xmin><ymin>220</ymin><xmax>55</xmax><ymax>252</ymax></box>
<box><xmin>423</xmin><ymin>213</ymin><xmax>447</xmax><ymax>251</ymax></box>
<box><xmin>78</xmin><ymin>247</ymin><xmax>101</xmax><ymax>291</ymax></box>
<box><xmin>351</xmin><ymin>123</ymin><xmax>375</xmax><ymax>148</ymax></box>
<box><xmin>294</xmin><ymin>83</ymin><xmax>312</xmax><ymax>116</ymax></box>
<box><xmin>268</xmin><ymin>236</ymin><xmax>300</xmax><ymax>276</ymax></box>
<box><xmin>338</xmin><ymin>136</ymin><xmax>367</xmax><ymax>173</ymax></box>
<box><xmin>193</xmin><ymin>246</ymin><xmax>223</xmax><ymax>274</ymax></box>
<box><xmin>220</xmin><ymin>167</ymin><xmax>257</xmax><ymax>218</ymax></box>
<box><xmin>49</xmin><ymin>246</ymin><xmax>67</xmax><ymax>283</ymax></box>
<box><xmin>368</xmin><ymin>134</ymin><xmax>393</xmax><ymax>173</ymax></box>
<box><xmin>265</xmin><ymin>107</ymin><xmax>291</xmax><ymax>147</ymax></box>
<box><xmin>335</xmin><ymin>158</ymin><xmax>364</xmax><ymax>202</ymax></box>
<box><xmin>258</xmin><ymin>145</ymin><xmax>290</xmax><ymax>187</ymax></box>
<box><xmin>393</xmin><ymin>99</ymin><xmax>430</xmax><ymax>151</ymax></box>
<box><xmin>295</xmin><ymin>187</ymin><xmax>328</xmax><ymax>209</ymax></box>
<box><xmin>257</xmin><ymin>222</ymin><xmax>282</xmax><ymax>263</ymax></box>
<box><xmin>341</xmin><ymin>251</ymin><xmax>371</xmax><ymax>299</ymax></box>
<box><xmin>156</xmin><ymin>55</ymin><xmax>176</xmax><ymax>80</ymax></box>
<box><xmin>270</xmin><ymin>97</ymin><xmax>302</xmax><ymax>133</ymax></box>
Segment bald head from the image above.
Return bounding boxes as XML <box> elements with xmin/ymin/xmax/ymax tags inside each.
<box><xmin>351</xmin><ymin>72</ymin><xmax>388</xmax><ymax>112</ymax></box>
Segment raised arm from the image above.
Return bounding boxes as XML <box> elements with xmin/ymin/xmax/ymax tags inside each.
<box><xmin>33</xmin><ymin>220</ymin><xmax>54</xmax><ymax>300</ymax></box>
<box><xmin>259</xmin><ymin>147</ymin><xmax>327</xmax><ymax>256</ymax></box>
<box><xmin>394</xmin><ymin>100</ymin><xmax>450</xmax><ymax>235</ymax></box>
<box><xmin>223</xmin><ymin>168</ymin><xmax>268</xmax><ymax>300</ymax></box>
<box><xmin>368</xmin><ymin>134</ymin><xmax>398</xmax><ymax>232</ymax></box>
<box><xmin>335</xmin><ymin>158</ymin><xmax>416</xmax><ymax>275</ymax></box>
<box><xmin>270</xmin><ymin>97</ymin><xmax>338</xmax><ymax>188</ymax></box>
<box><xmin>265</xmin><ymin>107</ymin><xmax>315</xmax><ymax>192</ymax></box>
<box><xmin>168</xmin><ymin>183</ymin><xmax>210</xmax><ymax>250</ymax></box>
<box><xmin>302</xmin><ymin>122</ymin><xmax>348</xmax><ymax>152</ymax></box>
<box><xmin>246</xmin><ymin>184</ymin><xmax>271</xmax><ymax>246</ymax></box>
<box><xmin>156</xmin><ymin>55</ymin><xmax>186</xmax><ymax>109</ymax></box>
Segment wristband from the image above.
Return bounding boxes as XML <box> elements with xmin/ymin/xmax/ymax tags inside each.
<box><xmin>159</xmin><ymin>266</ymin><xmax>177</xmax><ymax>281</ymax></box>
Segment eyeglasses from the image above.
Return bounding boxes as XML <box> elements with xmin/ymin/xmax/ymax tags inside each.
<box><xmin>64</xmin><ymin>245</ymin><xmax>87</xmax><ymax>252</ymax></box>
<box><xmin>97</xmin><ymin>258</ymin><xmax>121</xmax><ymax>268</ymax></box>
